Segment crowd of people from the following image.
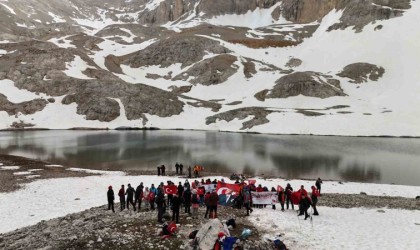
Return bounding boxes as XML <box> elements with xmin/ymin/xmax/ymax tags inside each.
<box><xmin>106</xmin><ymin>170</ymin><xmax>323</xmax><ymax>224</ymax></box>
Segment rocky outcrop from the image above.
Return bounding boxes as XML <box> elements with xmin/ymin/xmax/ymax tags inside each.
<box><xmin>172</xmin><ymin>54</ymin><xmax>238</xmax><ymax>85</ymax></box>
<box><xmin>121</xmin><ymin>36</ymin><xmax>230</xmax><ymax>68</ymax></box>
<box><xmin>255</xmin><ymin>71</ymin><xmax>346</xmax><ymax>100</ymax></box>
<box><xmin>0</xmin><ymin>93</ymin><xmax>48</xmax><ymax>116</ymax></box>
<box><xmin>281</xmin><ymin>0</ymin><xmax>412</xmax><ymax>32</ymax></box>
<box><xmin>206</xmin><ymin>107</ymin><xmax>277</xmax><ymax>129</ymax></box>
<box><xmin>62</xmin><ymin>95</ymin><xmax>120</xmax><ymax>122</ymax></box>
<box><xmin>285</xmin><ymin>57</ymin><xmax>302</xmax><ymax>68</ymax></box>
<box><xmin>337</xmin><ymin>63</ymin><xmax>385</xmax><ymax>84</ymax></box>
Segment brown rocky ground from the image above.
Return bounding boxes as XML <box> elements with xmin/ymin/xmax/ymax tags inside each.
<box><xmin>0</xmin><ymin>154</ymin><xmax>95</xmax><ymax>193</ymax></box>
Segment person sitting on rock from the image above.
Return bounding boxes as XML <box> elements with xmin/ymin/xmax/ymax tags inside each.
<box><xmin>118</xmin><ymin>185</ymin><xmax>126</xmax><ymax>211</ymax></box>
<box><xmin>107</xmin><ymin>186</ymin><xmax>115</xmax><ymax>213</ymax></box>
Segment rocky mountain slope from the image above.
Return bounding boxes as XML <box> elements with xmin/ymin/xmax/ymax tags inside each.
<box><xmin>0</xmin><ymin>0</ymin><xmax>419</xmax><ymax>136</ymax></box>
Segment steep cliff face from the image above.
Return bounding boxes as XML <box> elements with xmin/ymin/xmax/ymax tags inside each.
<box><xmin>0</xmin><ymin>0</ymin><xmax>419</xmax><ymax>135</ymax></box>
<box><xmin>281</xmin><ymin>0</ymin><xmax>411</xmax><ymax>31</ymax></box>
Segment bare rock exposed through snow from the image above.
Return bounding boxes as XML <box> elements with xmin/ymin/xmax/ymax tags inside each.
<box><xmin>337</xmin><ymin>63</ymin><xmax>385</xmax><ymax>84</ymax></box>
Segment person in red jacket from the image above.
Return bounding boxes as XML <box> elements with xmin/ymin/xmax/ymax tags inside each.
<box><xmin>208</xmin><ymin>190</ymin><xmax>219</xmax><ymax>218</ymax></box>
<box><xmin>118</xmin><ymin>185</ymin><xmax>125</xmax><ymax>211</ymax></box>
<box><xmin>204</xmin><ymin>191</ymin><xmax>211</xmax><ymax>218</ymax></box>
<box><xmin>311</xmin><ymin>186</ymin><xmax>320</xmax><ymax>216</ymax></box>
<box><xmin>299</xmin><ymin>185</ymin><xmax>308</xmax><ymax>197</ymax></box>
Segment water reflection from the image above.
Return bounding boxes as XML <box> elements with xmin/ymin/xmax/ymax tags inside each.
<box><xmin>0</xmin><ymin>130</ymin><xmax>419</xmax><ymax>185</ymax></box>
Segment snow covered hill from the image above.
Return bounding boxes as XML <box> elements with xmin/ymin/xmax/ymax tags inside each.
<box><xmin>0</xmin><ymin>0</ymin><xmax>419</xmax><ymax>136</ymax></box>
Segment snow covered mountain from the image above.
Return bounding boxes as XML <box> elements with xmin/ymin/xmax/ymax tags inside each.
<box><xmin>0</xmin><ymin>0</ymin><xmax>419</xmax><ymax>136</ymax></box>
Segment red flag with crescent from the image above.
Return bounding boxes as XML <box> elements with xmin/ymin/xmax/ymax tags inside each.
<box><xmin>277</xmin><ymin>185</ymin><xmax>284</xmax><ymax>192</ymax></box>
<box><xmin>248</xmin><ymin>180</ymin><xmax>256</xmax><ymax>185</ymax></box>
<box><xmin>164</xmin><ymin>185</ymin><xmax>177</xmax><ymax>195</ymax></box>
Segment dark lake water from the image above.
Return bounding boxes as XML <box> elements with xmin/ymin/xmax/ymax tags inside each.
<box><xmin>0</xmin><ymin>130</ymin><xmax>419</xmax><ymax>186</ymax></box>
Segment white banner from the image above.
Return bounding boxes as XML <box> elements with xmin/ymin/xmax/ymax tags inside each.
<box><xmin>201</xmin><ymin>184</ymin><xmax>217</xmax><ymax>193</ymax></box>
<box><xmin>251</xmin><ymin>192</ymin><xmax>278</xmax><ymax>205</ymax></box>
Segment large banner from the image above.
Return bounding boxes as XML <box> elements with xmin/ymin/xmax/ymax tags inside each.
<box><xmin>251</xmin><ymin>192</ymin><xmax>278</xmax><ymax>205</ymax></box>
<box><xmin>201</xmin><ymin>184</ymin><xmax>217</xmax><ymax>193</ymax></box>
<box><xmin>216</xmin><ymin>181</ymin><xmax>241</xmax><ymax>206</ymax></box>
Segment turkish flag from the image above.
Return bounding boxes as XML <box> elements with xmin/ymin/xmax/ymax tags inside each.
<box><xmin>277</xmin><ymin>185</ymin><xmax>284</xmax><ymax>192</ymax></box>
<box><xmin>164</xmin><ymin>185</ymin><xmax>177</xmax><ymax>195</ymax></box>
<box><xmin>216</xmin><ymin>181</ymin><xmax>241</xmax><ymax>194</ymax></box>
<box><xmin>248</xmin><ymin>180</ymin><xmax>256</xmax><ymax>185</ymax></box>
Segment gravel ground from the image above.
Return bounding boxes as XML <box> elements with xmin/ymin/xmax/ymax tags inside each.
<box><xmin>0</xmin><ymin>204</ymin><xmax>274</xmax><ymax>250</ymax></box>
<box><xmin>0</xmin><ymin>154</ymin><xmax>95</xmax><ymax>193</ymax></box>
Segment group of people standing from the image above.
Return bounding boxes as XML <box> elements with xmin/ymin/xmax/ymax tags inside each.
<box><xmin>106</xmin><ymin>176</ymin><xmax>323</xmax><ymax>224</ymax></box>
<box><xmin>157</xmin><ymin>163</ymin><xmax>204</xmax><ymax>178</ymax></box>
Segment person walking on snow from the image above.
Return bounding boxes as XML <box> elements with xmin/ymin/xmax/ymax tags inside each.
<box><xmin>285</xmin><ymin>183</ymin><xmax>294</xmax><ymax>210</ymax></box>
<box><xmin>118</xmin><ymin>185</ymin><xmax>126</xmax><ymax>211</ymax></box>
<box><xmin>311</xmin><ymin>186</ymin><xmax>320</xmax><ymax>216</ymax></box>
<box><xmin>161</xmin><ymin>165</ymin><xmax>166</xmax><ymax>176</ymax></box>
<box><xmin>298</xmin><ymin>194</ymin><xmax>312</xmax><ymax>220</ymax></box>
<box><xmin>126</xmin><ymin>184</ymin><xmax>136</xmax><ymax>211</ymax></box>
<box><xmin>107</xmin><ymin>186</ymin><xmax>115</xmax><ymax>213</ymax></box>
<box><xmin>315</xmin><ymin>177</ymin><xmax>323</xmax><ymax>195</ymax></box>
<box><xmin>157</xmin><ymin>165</ymin><xmax>161</xmax><ymax>176</ymax></box>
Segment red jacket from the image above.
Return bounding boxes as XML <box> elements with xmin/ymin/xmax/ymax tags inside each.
<box><xmin>256</xmin><ymin>187</ymin><xmax>264</xmax><ymax>192</ymax></box>
<box><xmin>118</xmin><ymin>188</ymin><xmax>125</xmax><ymax>197</ymax></box>
<box><xmin>299</xmin><ymin>189</ymin><xmax>308</xmax><ymax>197</ymax></box>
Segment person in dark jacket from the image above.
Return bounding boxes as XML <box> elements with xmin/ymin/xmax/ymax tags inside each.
<box><xmin>177</xmin><ymin>182</ymin><xmax>184</xmax><ymax>198</ymax></box>
<box><xmin>157</xmin><ymin>165</ymin><xmax>161</xmax><ymax>176</ymax></box>
<box><xmin>171</xmin><ymin>193</ymin><xmax>182</xmax><ymax>223</ymax></box>
<box><xmin>298</xmin><ymin>194</ymin><xmax>312</xmax><ymax>220</ymax></box>
<box><xmin>118</xmin><ymin>185</ymin><xmax>125</xmax><ymax>211</ymax></box>
<box><xmin>107</xmin><ymin>186</ymin><xmax>115</xmax><ymax>213</ymax></box>
<box><xmin>242</xmin><ymin>186</ymin><xmax>253</xmax><ymax>216</ymax></box>
<box><xmin>125</xmin><ymin>184</ymin><xmax>136</xmax><ymax>211</ymax></box>
<box><xmin>188</xmin><ymin>166</ymin><xmax>192</xmax><ymax>178</ymax></box>
<box><xmin>285</xmin><ymin>183</ymin><xmax>294</xmax><ymax>210</ymax></box>
<box><xmin>135</xmin><ymin>183</ymin><xmax>144</xmax><ymax>211</ymax></box>
<box><xmin>271</xmin><ymin>187</ymin><xmax>277</xmax><ymax>210</ymax></box>
<box><xmin>183</xmin><ymin>188</ymin><xmax>192</xmax><ymax>214</ymax></box>
<box><xmin>204</xmin><ymin>192</ymin><xmax>211</xmax><ymax>218</ymax></box>
<box><xmin>175</xmin><ymin>162</ymin><xmax>180</xmax><ymax>174</ymax></box>
<box><xmin>315</xmin><ymin>178</ymin><xmax>323</xmax><ymax>195</ymax></box>
<box><xmin>179</xmin><ymin>164</ymin><xmax>184</xmax><ymax>175</ymax></box>
<box><xmin>161</xmin><ymin>165</ymin><xmax>166</xmax><ymax>176</ymax></box>
<box><xmin>156</xmin><ymin>186</ymin><xmax>165</xmax><ymax>223</ymax></box>
<box><xmin>311</xmin><ymin>186</ymin><xmax>320</xmax><ymax>216</ymax></box>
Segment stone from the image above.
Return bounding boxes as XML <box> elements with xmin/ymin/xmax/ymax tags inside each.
<box><xmin>360</xmin><ymin>192</ymin><xmax>367</xmax><ymax>195</ymax></box>
<box><xmin>337</xmin><ymin>63</ymin><xmax>385</xmax><ymax>84</ymax></box>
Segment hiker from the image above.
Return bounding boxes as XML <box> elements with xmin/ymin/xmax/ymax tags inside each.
<box><xmin>177</xmin><ymin>182</ymin><xmax>184</xmax><ymax>197</ymax></box>
<box><xmin>171</xmin><ymin>193</ymin><xmax>182</xmax><ymax>224</ymax></box>
<box><xmin>315</xmin><ymin>178</ymin><xmax>323</xmax><ymax>195</ymax></box>
<box><xmin>198</xmin><ymin>186</ymin><xmax>205</xmax><ymax>206</ymax></box>
<box><xmin>311</xmin><ymin>186</ymin><xmax>320</xmax><ymax>216</ymax></box>
<box><xmin>175</xmin><ymin>162</ymin><xmax>180</xmax><ymax>174</ymax></box>
<box><xmin>143</xmin><ymin>187</ymin><xmax>150</xmax><ymax>209</ymax></box>
<box><xmin>126</xmin><ymin>184</ymin><xmax>136</xmax><ymax>211</ymax></box>
<box><xmin>184</xmin><ymin>179</ymin><xmax>190</xmax><ymax>189</ymax></box>
<box><xmin>208</xmin><ymin>190</ymin><xmax>219</xmax><ymax>218</ymax></box>
<box><xmin>179</xmin><ymin>164</ymin><xmax>184</xmax><ymax>175</ymax></box>
<box><xmin>299</xmin><ymin>185</ymin><xmax>308</xmax><ymax>197</ymax></box>
<box><xmin>156</xmin><ymin>186</ymin><xmax>165</xmax><ymax>223</ymax></box>
<box><xmin>107</xmin><ymin>186</ymin><xmax>115</xmax><ymax>213</ymax></box>
<box><xmin>167</xmin><ymin>181</ymin><xmax>174</xmax><ymax>207</ymax></box>
<box><xmin>183</xmin><ymin>187</ymin><xmax>192</xmax><ymax>214</ymax></box>
<box><xmin>278</xmin><ymin>187</ymin><xmax>285</xmax><ymax>211</ymax></box>
<box><xmin>271</xmin><ymin>187</ymin><xmax>277</xmax><ymax>210</ymax></box>
<box><xmin>243</xmin><ymin>186</ymin><xmax>253</xmax><ymax>216</ymax></box>
<box><xmin>148</xmin><ymin>187</ymin><xmax>156</xmax><ymax>210</ymax></box>
<box><xmin>118</xmin><ymin>185</ymin><xmax>126</xmax><ymax>211</ymax></box>
<box><xmin>204</xmin><ymin>191</ymin><xmax>211</xmax><ymax>218</ymax></box>
<box><xmin>157</xmin><ymin>165</ymin><xmax>161</xmax><ymax>176</ymax></box>
<box><xmin>191</xmin><ymin>189</ymin><xmax>200</xmax><ymax>219</ymax></box>
<box><xmin>188</xmin><ymin>165</ymin><xmax>192</xmax><ymax>178</ymax></box>
<box><xmin>285</xmin><ymin>183</ymin><xmax>294</xmax><ymax>210</ymax></box>
<box><xmin>298</xmin><ymin>194</ymin><xmax>312</xmax><ymax>220</ymax></box>
<box><xmin>135</xmin><ymin>182</ymin><xmax>144</xmax><ymax>211</ymax></box>
<box><xmin>161</xmin><ymin>165</ymin><xmax>166</xmax><ymax>176</ymax></box>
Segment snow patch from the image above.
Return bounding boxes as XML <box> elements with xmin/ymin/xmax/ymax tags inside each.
<box><xmin>0</xmin><ymin>166</ymin><xmax>20</xmax><ymax>170</ymax></box>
